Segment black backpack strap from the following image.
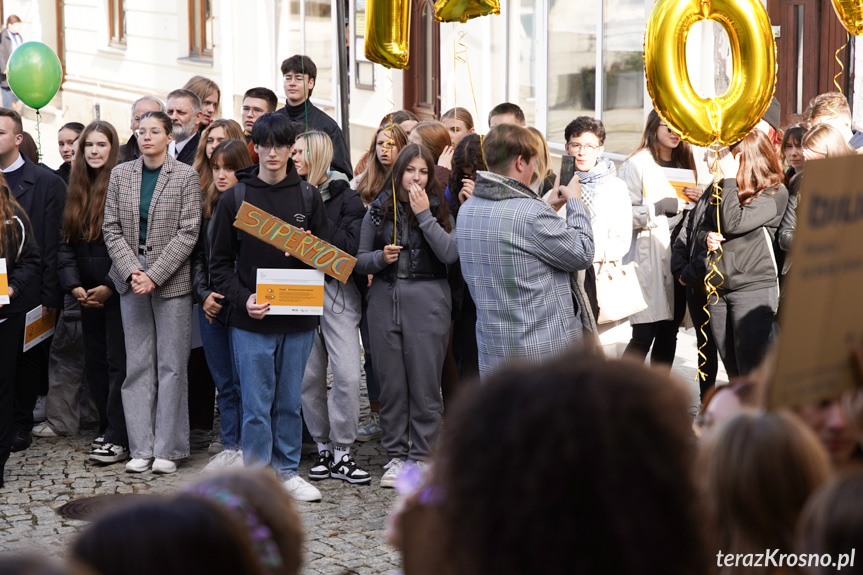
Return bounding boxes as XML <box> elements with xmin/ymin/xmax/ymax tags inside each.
<box><xmin>299</xmin><ymin>180</ymin><xmax>315</xmax><ymax>224</ymax></box>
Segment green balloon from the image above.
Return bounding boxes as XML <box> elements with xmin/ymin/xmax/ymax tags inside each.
<box><xmin>7</xmin><ymin>42</ymin><xmax>62</xmax><ymax>110</ymax></box>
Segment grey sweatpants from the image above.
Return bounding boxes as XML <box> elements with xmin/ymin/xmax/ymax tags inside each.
<box><xmin>119</xmin><ymin>256</ymin><xmax>192</xmax><ymax>460</ymax></box>
<box><xmin>367</xmin><ymin>278</ymin><xmax>450</xmax><ymax>461</ymax></box>
<box><xmin>301</xmin><ymin>278</ymin><xmax>363</xmax><ymax>448</ymax></box>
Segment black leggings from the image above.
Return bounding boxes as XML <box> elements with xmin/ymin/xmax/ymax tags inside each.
<box><xmin>624</xmin><ymin>280</ymin><xmax>686</xmax><ymax>367</ymax></box>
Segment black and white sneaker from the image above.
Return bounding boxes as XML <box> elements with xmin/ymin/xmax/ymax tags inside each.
<box><xmin>91</xmin><ymin>435</ymin><xmax>106</xmax><ymax>449</ymax></box>
<box><xmin>89</xmin><ymin>443</ymin><xmax>129</xmax><ymax>464</ymax></box>
<box><xmin>331</xmin><ymin>454</ymin><xmax>371</xmax><ymax>484</ymax></box>
<box><xmin>309</xmin><ymin>451</ymin><xmax>333</xmax><ymax>481</ymax></box>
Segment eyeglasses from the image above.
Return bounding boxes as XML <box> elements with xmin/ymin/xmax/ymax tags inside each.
<box><xmin>658</xmin><ymin>123</ymin><xmax>676</xmax><ymax>134</ymax></box>
<box><xmin>257</xmin><ymin>144</ymin><xmax>290</xmax><ymax>152</ymax></box>
<box><xmin>136</xmin><ymin>128</ymin><xmax>165</xmax><ymax>137</ymax></box>
<box><xmin>566</xmin><ymin>142</ymin><xmax>600</xmax><ymax>152</ymax></box>
<box><xmin>242</xmin><ymin>106</ymin><xmax>266</xmax><ymax>115</ymax></box>
<box><xmin>283</xmin><ymin>74</ymin><xmax>306</xmax><ymax>83</ymax></box>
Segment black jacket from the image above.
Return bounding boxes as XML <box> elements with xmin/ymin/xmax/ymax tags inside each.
<box><xmin>54</xmin><ymin>162</ymin><xmax>72</xmax><ymax>184</ymax></box>
<box><xmin>9</xmin><ymin>156</ymin><xmax>67</xmax><ymax>309</ymax></box>
<box><xmin>368</xmin><ymin>190</ymin><xmax>449</xmax><ymax>282</ymax></box>
<box><xmin>175</xmin><ymin>131</ymin><xmax>200</xmax><ymax>167</ymax></box>
<box><xmin>57</xmin><ymin>238</ymin><xmax>114</xmax><ymax>294</ymax></box>
<box><xmin>191</xmin><ymin>216</ymin><xmax>215</xmax><ymax>307</ymax></box>
<box><xmin>208</xmin><ymin>161</ymin><xmax>330</xmax><ymax>334</ymax></box>
<box><xmin>0</xmin><ymin>210</ymin><xmax>41</xmax><ymax>319</ymax></box>
<box><xmin>320</xmin><ymin>175</ymin><xmax>366</xmax><ymax>293</ymax></box>
<box><xmin>278</xmin><ymin>101</ymin><xmax>352</xmax><ymax>177</ymax></box>
<box><xmin>119</xmin><ymin>134</ymin><xmax>141</xmax><ymax>164</ymax></box>
<box><xmin>696</xmin><ymin>178</ymin><xmax>788</xmax><ymax>294</ymax></box>
<box><xmin>671</xmin><ymin>186</ymin><xmax>712</xmax><ymax>287</ymax></box>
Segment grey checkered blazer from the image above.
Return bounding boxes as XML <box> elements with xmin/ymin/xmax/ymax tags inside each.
<box><xmin>455</xmin><ymin>171</ymin><xmax>594</xmax><ymax>378</ymax></box>
<box><xmin>103</xmin><ymin>154</ymin><xmax>201</xmax><ymax>298</ymax></box>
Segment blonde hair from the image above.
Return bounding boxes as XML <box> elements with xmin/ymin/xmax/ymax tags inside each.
<box><xmin>295</xmin><ymin>131</ymin><xmax>333</xmax><ymax>187</ymax></box>
<box><xmin>527</xmin><ymin>126</ymin><xmax>551</xmax><ymax>187</ymax></box>
<box><xmin>802</xmin><ymin>124</ymin><xmax>854</xmax><ymax>158</ymax></box>
<box><xmin>700</xmin><ymin>409</ymin><xmax>833</xmax><ymax>575</ymax></box>
<box><xmin>804</xmin><ymin>92</ymin><xmax>852</xmax><ymax>125</ymax></box>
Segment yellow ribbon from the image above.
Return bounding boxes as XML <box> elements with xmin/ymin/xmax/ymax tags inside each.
<box><xmin>834</xmin><ymin>33</ymin><xmax>849</xmax><ymax>93</ymax></box>
<box><xmin>384</xmin><ymin>70</ymin><xmax>398</xmax><ymax>246</ymax></box>
<box><xmin>452</xmin><ymin>24</ymin><xmax>486</xmax><ymax>166</ymax></box>
<box><xmin>697</xmin><ymin>144</ymin><xmax>727</xmax><ymax>385</ymax></box>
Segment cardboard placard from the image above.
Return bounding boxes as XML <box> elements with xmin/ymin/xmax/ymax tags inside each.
<box><xmin>256</xmin><ymin>268</ymin><xmax>325</xmax><ymax>315</ymax></box>
<box><xmin>233</xmin><ymin>201</ymin><xmax>357</xmax><ymax>283</ymax></box>
<box><xmin>24</xmin><ymin>306</ymin><xmax>56</xmax><ymax>352</ymax></box>
<box><xmin>0</xmin><ymin>258</ymin><xmax>8</xmax><ymax>305</ymax></box>
<box><xmin>768</xmin><ymin>155</ymin><xmax>863</xmax><ymax>408</ymax></box>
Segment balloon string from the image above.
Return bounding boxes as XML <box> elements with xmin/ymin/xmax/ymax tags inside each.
<box><xmin>453</xmin><ymin>27</ymin><xmax>486</xmax><ymax>166</ymax></box>
<box><xmin>35</xmin><ymin>109</ymin><xmax>42</xmax><ymax>164</ymax></box>
<box><xmin>697</xmin><ymin>145</ymin><xmax>726</xmax><ymax>385</ymax></box>
<box><xmin>386</xmin><ymin>70</ymin><xmax>396</xmax><ymax>246</ymax></box>
<box><xmin>834</xmin><ymin>33</ymin><xmax>848</xmax><ymax>93</ymax></box>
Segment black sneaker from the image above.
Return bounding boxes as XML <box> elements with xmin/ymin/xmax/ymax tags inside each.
<box><xmin>89</xmin><ymin>443</ymin><xmax>129</xmax><ymax>464</ymax></box>
<box><xmin>331</xmin><ymin>454</ymin><xmax>371</xmax><ymax>485</ymax></box>
<box><xmin>308</xmin><ymin>451</ymin><xmax>333</xmax><ymax>481</ymax></box>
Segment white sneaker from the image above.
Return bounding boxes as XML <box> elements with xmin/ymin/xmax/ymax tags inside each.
<box><xmin>32</xmin><ymin>422</ymin><xmax>58</xmax><ymax>437</ymax></box>
<box><xmin>283</xmin><ymin>475</ymin><xmax>322</xmax><ymax>502</ymax></box>
<box><xmin>202</xmin><ymin>449</ymin><xmax>244</xmax><ymax>473</ymax></box>
<box><xmin>380</xmin><ymin>458</ymin><xmax>405</xmax><ymax>488</ymax></box>
<box><xmin>125</xmin><ymin>458</ymin><xmax>152</xmax><ymax>473</ymax></box>
<box><xmin>152</xmin><ymin>458</ymin><xmax>177</xmax><ymax>474</ymax></box>
<box><xmin>33</xmin><ymin>396</ymin><xmax>47</xmax><ymax>423</ymax></box>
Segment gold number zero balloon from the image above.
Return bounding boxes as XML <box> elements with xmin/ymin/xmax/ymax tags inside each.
<box><xmin>434</xmin><ymin>0</ymin><xmax>501</xmax><ymax>23</ymax></box>
<box><xmin>644</xmin><ymin>0</ymin><xmax>777</xmax><ymax>147</ymax></box>
<box><xmin>831</xmin><ymin>0</ymin><xmax>863</xmax><ymax>36</ymax></box>
<box><xmin>365</xmin><ymin>0</ymin><xmax>412</xmax><ymax>69</ymax></box>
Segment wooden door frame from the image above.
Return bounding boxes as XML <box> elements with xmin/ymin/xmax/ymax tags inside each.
<box><xmin>403</xmin><ymin>0</ymin><xmax>440</xmax><ymax>120</ymax></box>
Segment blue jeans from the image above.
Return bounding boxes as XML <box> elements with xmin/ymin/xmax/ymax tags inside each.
<box><xmin>199</xmin><ymin>308</ymin><xmax>242</xmax><ymax>450</ymax></box>
<box><xmin>231</xmin><ymin>327</ymin><xmax>315</xmax><ymax>479</ymax></box>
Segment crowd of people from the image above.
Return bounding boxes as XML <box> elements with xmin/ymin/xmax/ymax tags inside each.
<box><xmin>1</xmin><ymin>42</ymin><xmax>863</xmax><ymax>569</ymax></box>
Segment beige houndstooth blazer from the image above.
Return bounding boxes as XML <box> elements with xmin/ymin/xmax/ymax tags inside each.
<box><xmin>102</xmin><ymin>154</ymin><xmax>201</xmax><ymax>298</ymax></box>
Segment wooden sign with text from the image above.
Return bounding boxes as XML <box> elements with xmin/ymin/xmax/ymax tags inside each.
<box><xmin>233</xmin><ymin>201</ymin><xmax>357</xmax><ymax>284</ymax></box>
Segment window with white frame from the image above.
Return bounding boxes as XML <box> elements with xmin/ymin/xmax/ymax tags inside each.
<box><xmin>275</xmin><ymin>0</ymin><xmax>338</xmax><ymax>107</ymax></box>
<box><xmin>511</xmin><ymin>0</ymin><xmax>647</xmax><ymax>155</ymax></box>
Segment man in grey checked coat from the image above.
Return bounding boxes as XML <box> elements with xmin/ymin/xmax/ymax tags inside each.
<box><xmin>456</xmin><ymin>124</ymin><xmax>594</xmax><ymax>379</ymax></box>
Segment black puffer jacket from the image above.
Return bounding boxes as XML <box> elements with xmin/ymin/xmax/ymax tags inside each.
<box><xmin>57</xmin><ymin>239</ymin><xmax>114</xmax><ymax>293</ymax></box>
<box><xmin>0</xmin><ymin>210</ymin><xmax>41</xmax><ymax>319</ymax></box>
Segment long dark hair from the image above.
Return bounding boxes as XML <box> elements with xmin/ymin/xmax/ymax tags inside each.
<box><xmin>630</xmin><ymin>110</ymin><xmax>696</xmax><ymax>171</ymax></box>
<box><xmin>0</xmin><ymin>180</ymin><xmax>26</xmax><ymax>260</ymax></box>
<box><xmin>730</xmin><ymin>129</ymin><xmax>784</xmax><ymax>206</ymax></box>
<box><xmin>204</xmin><ymin>139</ymin><xmax>252</xmax><ymax>219</ymax></box>
<box><xmin>62</xmin><ymin>121</ymin><xmax>120</xmax><ymax>243</ymax></box>
<box><xmin>448</xmin><ymin>134</ymin><xmax>485</xmax><ymax>214</ymax></box>
<box><xmin>377</xmin><ymin>144</ymin><xmax>451</xmax><ymax>233</ymax></box>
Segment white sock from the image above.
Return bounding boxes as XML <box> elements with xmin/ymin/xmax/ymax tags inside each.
<box><xmin>317</xmin><ymin>442</ymin><xmax>332</xmax><ymax>455</ymax></box>
<box><xmin>334</xmin><ymin>446</ymin><xmax>350</xmax><ymax>463</ymax></box>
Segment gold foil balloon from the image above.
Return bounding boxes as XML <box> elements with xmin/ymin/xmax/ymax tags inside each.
<box><xmin>644</xmin><ymin>0</ymin><xmax>777</xmax><ymax>146</ymax></box>
<box><xmin>365</xmin><ymin>0</ymin><xmax>412</xmax><ymax>69</ymax></box>
<box><xmin>831</xmin><ymin>0</ymin><xmax>863</xmax><ymax>35</ymax></box>
<box><xmin>434</xmin><ymin>0</ymin><xmax>501</xmax><ymax>23</ymax></box>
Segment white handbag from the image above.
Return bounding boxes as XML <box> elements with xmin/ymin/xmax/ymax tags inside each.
<box><xmin>595</xmin><ymin>260</ymin><xmax>648</xmax><ymax>324</ymax></box>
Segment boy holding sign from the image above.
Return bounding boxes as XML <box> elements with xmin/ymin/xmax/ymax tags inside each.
<box><xmin>0</xmin><ymin>188</ymin><xmax>40</xmax><ymax>487</ymax></box>
<box><xmin>209</xmin><ymin>113</ymin><xmax>330</xmax><ymax>502</ymax></box>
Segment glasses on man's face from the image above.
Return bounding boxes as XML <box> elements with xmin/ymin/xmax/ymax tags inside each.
<box><xmin>257</xmin><ymin>144</ymin><xmax>289</xmax><ymax>153</ymax></box>
<box><xmin>566</xmin><ymin>142</ymin><xmax>600</xmax><ymax>153</ymax></box>
<box><xmin>283</xmin><ymin>74</ymin><xmax>305</xmax><ymax>83</ymax></box>
<box><xmin>242</xmin><ymin>106</ymin><xmax>266</xmax><ymax>116</ymax></box>
<box><xmin>136</xmin><ymin>128</ymin><xmax>164</xmax><ymax>138</ymax></box>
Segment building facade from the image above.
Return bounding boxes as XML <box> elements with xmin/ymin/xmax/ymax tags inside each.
<box><xmin>2</xmin><ymin>0</ymin><xmax>860</xmax><ymax>163</ymax></box>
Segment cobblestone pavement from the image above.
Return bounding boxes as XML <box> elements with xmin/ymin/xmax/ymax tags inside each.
<box><xmin>0</xmin><ymin>327</ymin><xmax>721</xmax><ymax>573</ymax></box>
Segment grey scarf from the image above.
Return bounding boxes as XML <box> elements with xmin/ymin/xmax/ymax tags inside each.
<box><xmin>576</xmin><ymin>156</ymin><xmax>617</xmax><ymax>219</ymax></box>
